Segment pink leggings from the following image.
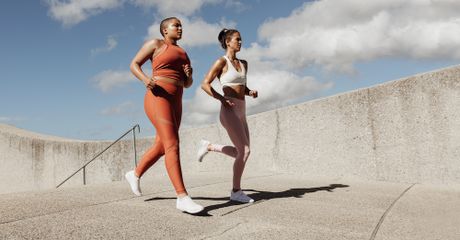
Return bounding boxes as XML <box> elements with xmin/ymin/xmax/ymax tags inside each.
<box><xmin>210</xmin><ymin>97</ymin><xmax>250</xmax><ymax>190</ymax></box>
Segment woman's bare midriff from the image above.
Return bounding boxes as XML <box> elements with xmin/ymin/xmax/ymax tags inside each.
<box><xmin>223</xmin><ymin>85</ymin><xmax>245</xmax><ymax>100</ymax></box>
<box><xmin>154</xmin><ymin>76</ymin><xmax>184</xmax><ymax>87</ymax></box>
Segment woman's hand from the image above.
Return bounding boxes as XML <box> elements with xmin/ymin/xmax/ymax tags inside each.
<box><xmin>144</xmin><ymin>78</ymin><xmax>156</xmax><ymax>90</ymax></box>
<box><xmin>221</xmin><ymin>97</ymin><xmax>235</xmax><ymax>107</ymax></box>
<box><xmin>249</xmin><ymin>90</ymin><xmax>258</xmax><ymax>98</ymax></box>
<box><xmin>183</xmin><ymin>64</ymin><xmax>193</xmax><ymax>78</ymax></box>
<box><xmin>182</xmin><ymin>64</ymin><xmax>193</xmax><ymax>88</ymax></box>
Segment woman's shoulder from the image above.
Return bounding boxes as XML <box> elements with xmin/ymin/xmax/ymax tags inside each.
<box><xmin>215</xmin><ymin>56</ymin><xmax>227</xmax><ymax>66</ymax></box>
<box><xmin>143</xmin><ymin>38</ymin><xmax>165</xmax><ymax>49</ymax></box>
<box><xmin>239</xmin><ymin>59</ymin><xmax>248</xmax><ymax>68</ymax></box>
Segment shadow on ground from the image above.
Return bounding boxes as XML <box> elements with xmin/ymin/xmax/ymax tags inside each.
<box><xmin>144</xmin><ymin>184</ymin><xmax>349</xmax><ymax>217</ymax></box>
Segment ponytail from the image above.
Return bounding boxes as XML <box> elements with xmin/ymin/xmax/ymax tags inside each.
<box><xmin>218</xmin><ymin>28</ymin><xmax>239</xmax><ymax>49</ymax></box>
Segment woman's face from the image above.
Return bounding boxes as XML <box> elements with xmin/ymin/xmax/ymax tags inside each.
<box><xmin>226</xmin><ymin>32</ymin><xmax>242</xmax><ymax>52</ymax></box>
<box><xmin>164</xmin><ymin>19</ymin><xmax>183</xmax><ymax>40</ymax></box>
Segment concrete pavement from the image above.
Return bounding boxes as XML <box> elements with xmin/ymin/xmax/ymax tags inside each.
<box><xmin>1</xmin><ymin>172</ymin><xmax>459</xmax><ymax>240</ymax></box>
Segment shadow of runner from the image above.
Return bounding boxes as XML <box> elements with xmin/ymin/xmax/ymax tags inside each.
<box><xmin>144</xmin><ymin>184</ymin><xmax>349</xmax><ymax>217</ymax></box>
<box><xmin>245</xmin><ymin>184</ymin><xmax>350</xmax><ymax>201</ymax></box>
<box><xmin>144</xmin><ymin>196</ymin><xmax>243</xmax><ymax>217</ymax></box>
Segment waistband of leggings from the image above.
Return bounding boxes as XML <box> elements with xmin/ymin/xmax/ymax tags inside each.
<box><xmin>153</xmin><ymin>76</ymin><xmax>184</xmax><ymax>87</ymax></box>
<box><xmin>225</xmin><ymin>96</ymin><xmax>245</xmax><ymax>102</ymax></box>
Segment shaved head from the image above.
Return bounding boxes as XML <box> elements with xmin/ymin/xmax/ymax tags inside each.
<box><xmin>160</xmin><ymin>17</ymin><xmax>179</xmax><ymax>37</ymax></box>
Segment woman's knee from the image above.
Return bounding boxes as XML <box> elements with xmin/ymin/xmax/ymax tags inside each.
<box><xmin>236</xmin><ymin>145</ymin><xmax>250</xmax><ymax>160</ymax></box>
<box><xmin>244</xmin><ymin>146</ymin><xmax>250</xmax><ymax>158</ymax></box>
<box><xmin>163</xmin><ymin>141</ymin><xmax>180</xmax><ymax>154</ymax></box>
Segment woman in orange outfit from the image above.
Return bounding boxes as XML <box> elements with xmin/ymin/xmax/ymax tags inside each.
<box><xmin>125</xmin><ymin>17</ymin><xmax>203</xmax><ymax>214</ymax></box>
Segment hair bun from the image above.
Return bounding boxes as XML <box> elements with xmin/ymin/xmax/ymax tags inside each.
<box><xmin>218</xmin><ymin>28</ymin><xmax>238</xmax><ymax>50</ymax></box>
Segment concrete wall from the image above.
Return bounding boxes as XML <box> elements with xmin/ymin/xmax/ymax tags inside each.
<box><xmin>0</xmin><ymin>125</ymin><xmax>148</xmax><ymax>194</ymax></box>
<box><xmin>1</xmin><ymin>65</ymin><xmax>460</xmax><ymax>194</ymax></box>
<box><xmin>184</xmin><ymin>65</ymin><xmax>460</xmax><ymax>185</ymax></box>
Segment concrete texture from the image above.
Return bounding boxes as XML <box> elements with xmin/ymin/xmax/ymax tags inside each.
<box><xmin>1</xmin><ymin>173</ymin><xmax>459</xmax><ymax>240</ymax></box>
<box><xmin>1</xmin><ymin>64</ymin><xmax>460</xmax><ymax>194</ymax></box>
<box><xmin>0</xmin><ymin>124</ymin><xmax>143</xmax><ymax>193</ymax></box>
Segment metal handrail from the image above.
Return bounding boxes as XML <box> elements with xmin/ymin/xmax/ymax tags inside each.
<box><xmin>56</xmin><ymin>124</ymin><xmax>141</xmax><ymax>188</ymax></box>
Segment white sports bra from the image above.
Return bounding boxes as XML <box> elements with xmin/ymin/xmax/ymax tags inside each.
<box><xmin>219</xmin><ymin>56</ymin><xmax>246</xmax><ymax>87</ymax></box>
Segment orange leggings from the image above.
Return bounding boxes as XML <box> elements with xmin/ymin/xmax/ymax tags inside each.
<box><xmin>135</xmin><ymin>81</ymin><xmax>186</xmax><ymax>194</ymax></box>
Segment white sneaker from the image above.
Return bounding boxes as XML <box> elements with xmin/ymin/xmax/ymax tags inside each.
<box><xmin>230</xmin><ymin>190</ymin><xmax>254</xmax><ymax>203</ymax></box>
<box><xmin>197</xmin><ymin>139</ymin><xmax>210</xmax><ymax>162</ymax></box>
<box><xmin>125</xmin><ymin>170</ymin><xmax>142</xmax><ymax>196</ymax></box>
<box><xmin>176</xmin><ymin>196</ymin><xmax>204</xmax><ymax>214</ymax></box>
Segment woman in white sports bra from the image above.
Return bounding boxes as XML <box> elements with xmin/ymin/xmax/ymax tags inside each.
<box><xmin>198</xmin><ymin>28</ymin><xmax>258</xmax><ymax>203</ymax></box>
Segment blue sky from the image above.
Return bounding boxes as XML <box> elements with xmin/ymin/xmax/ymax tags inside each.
<box><xmin>1</xmin><ymin>0</ymin><xmax>459</xmax><ymax>140</ymax></box>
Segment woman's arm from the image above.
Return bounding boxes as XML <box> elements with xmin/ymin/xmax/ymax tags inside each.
<box><xmin>183</xmin><ymin>64</ymin><xmax>193</xmax><ymax>88</ymax></box>
<box><xmin>245</xmin><ymin>86</ymin><xmax>251</xmax><ymax>95</ymax></box>
<box><xmin>244</xmin><ymin>86</ymin><xmax>258</xmax><ymax>98</ymax></box>
<box><xmin>201</xmin><ymin>58</ymin><xmax>226</xmax><ymax>102</ymax></box>
<box><xmin>129</xmin><ymin>39</ymin><xmax>162</xmax><ymax>89</ymax></box>
<box><xmin>183</xmin><ymin>53</ymin><xmax>193</xmax><ymax>88</ymax></box>
<box><xmin>201</xmin><ymin>58</ymin><xmax>236</xmax><ymax>107</ymax></box>
<box><xmin>242</xmin><ymin>60</ymin><xmax>258</xmax><ymax>98</ymax></box>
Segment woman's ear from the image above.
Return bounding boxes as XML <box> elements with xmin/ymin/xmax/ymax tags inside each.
<box><xmin>162</xmin><ymin>24</ymin><xmax>169</xmax><ymax>36</ymax></box>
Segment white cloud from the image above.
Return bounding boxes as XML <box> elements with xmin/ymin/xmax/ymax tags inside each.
<box><xmin>0</xmin><ymin>117</ymin><xmax>10</xmax><ymax>122</ymax></box>
<box><xmin>182</xmin><ymin>81</ymin><xmax>223</xmax><ymax>127</ymax></box>
<box><xmin>91</xmin><ymin>35</ymin><xmax>118</xmax><ymax>56</ymax></box>
<box><xmin>45</xmin><ymin>0</ymin><xmax>123</xmax><ymax>27</ymax></box>
<box><xmin>45</xmin><ymin>0</ymin><xmax>248</xmax><ymax>27</ymax></box>
<box><xmin>130</xmin><ymin>0</ymin><xmax>220</xmax><ymax>17</ymax></box>
<box><xmin>243</xmin><ymin>62</ymin><xmax>333</xmax><ymax>114</ymax></box>
<box><xmin>0</xmin><ymin>116</ymin><xmax>25</xmax><ymax>124</ymax></box>
<box><xmin>146</xmin><ymin>17</ymin><xmax>236</xmax><ymax>48</ymax></box>
<box><xmin>256</xmin><ymin>0</ymin><xmax>460</xmax><ymax>73</ymax></box>
<box><xmin>101</xmin><ymin>101</ymin><xmax>137</xmax><ymax>115</ymax></box>
<box><xmin>45</xmin><ymin>0</ymin><xmax>249</xmax><ymax>32</ymax></box>
<box><xmin>224</xmin><ymin>0</ymin><xmax>248</xmax><ymax>12</ymax></box>
<box><xmin>91</xmin><ymin>70</ymin><xmax>136</xmax><ymax>92</ymax></box>
<box><xmin>182</xmin><ymin>52</ymin><xmax>333</xmax><ymax>127</ymax></box>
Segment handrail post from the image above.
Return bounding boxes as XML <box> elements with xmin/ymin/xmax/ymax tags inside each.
<box><xmin>83</xmin><ymin>166</ymin><xmax>86</xmax><ymax>185</ymax></box>
<box><xmin>132</xmin><ymin>125</ymin><xmax>139</xmax><ymax>167</ymax></box>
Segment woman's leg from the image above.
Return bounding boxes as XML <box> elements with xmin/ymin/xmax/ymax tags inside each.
<box><xmin>208</xmin><ymin>144</ymin><xmax>237</xmax><ymax>158</ymax></box>
<box><xmin>196</xmin><ymin>139</ymin><xmax>237</xmax><ymax>162</ymax></box>
<box><xmin>219</xmin><ymin>100</ymin><xmax>253</xmax><ymax>203</ymax></box>
<box><xmin>149</xmin><ymin>85</ymin><xmax>186</xmax><ymax>195</ymax></box>
<box><xmin>125</xmin><ymin>91</ymin><xmax>166</xmax><ymax>196</ymax></box>
<box><xmin>220</xmin><ymin>103</ymin><xmax>250</xmax><ymax>191</ymax></box>
<box><xmin>134</xmin><ymin>88</ymin><xmax>171</xmax><ymax>177</ymax></box>
<box><xmin>135</xmin><ymin>135</ymin><xmax>165</xmax><ymax>177</ymax></box>
<box><xmin>151</xmin><ymin>83</ymin><xmax>202</xmax><ymax>213</ymax></box>
<box><xmin>127</xmin><ymin>84</ymin><xmax>202</xmax><ymax>212</ymax></box>
<box><xmin>197</xmin><ymin>105</ymin><xmax>237</xmax><ymax>160</ymax></box>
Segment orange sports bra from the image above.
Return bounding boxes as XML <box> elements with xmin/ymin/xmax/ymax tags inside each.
<box><xmin>152</xmin><ymin>43</ymin><xmax>190</xmax><ymax>81</ymax></box>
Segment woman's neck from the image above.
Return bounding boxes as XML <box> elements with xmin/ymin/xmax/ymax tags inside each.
<box><xmin>164</xmin><ymin>38</ymin><xmax>177</xmax><ymax>45</ymax></box>
<box><xmin>225</xmin><ymin>50</ymin><xmax>237</xmax><ymax>61</ymax></box>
